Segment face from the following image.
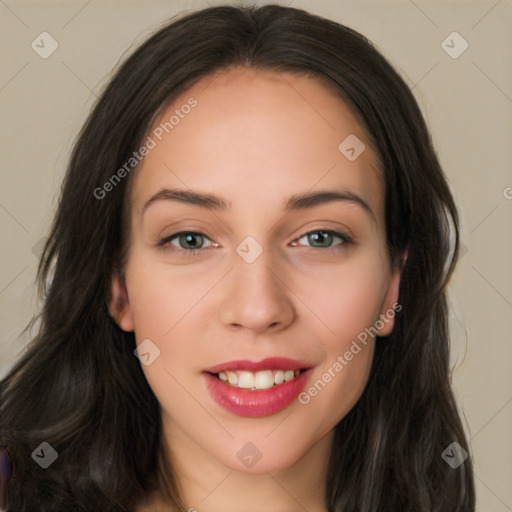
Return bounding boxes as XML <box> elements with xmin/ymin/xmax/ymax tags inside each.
<box><xmin>110</xmin><ymin>67</ymin><xmax>402</xmax><ymax>475</ymax></box>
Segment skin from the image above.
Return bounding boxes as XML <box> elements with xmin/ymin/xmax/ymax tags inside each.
<box><xmin>109</xmin><ymin>67</ymin><xmax>403</xmax><ymax>512</ymax></box>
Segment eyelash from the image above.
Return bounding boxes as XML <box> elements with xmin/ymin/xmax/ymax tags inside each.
<box><xmin>156</xmin><ymin>229</ymin><xmax>354</xmax><ymax>258</ymax></box>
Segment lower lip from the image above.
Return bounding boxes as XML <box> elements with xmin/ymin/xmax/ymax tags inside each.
<box><xmin>203</xmin><ymin>371</ymin><xmax>310</xmax><ymax>417</ymax></box>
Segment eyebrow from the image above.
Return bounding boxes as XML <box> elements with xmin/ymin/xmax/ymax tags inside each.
<box><xmin>140</xmin><ymin>187</ymin><xmax>376</xmax><ymax>223</ymax></box>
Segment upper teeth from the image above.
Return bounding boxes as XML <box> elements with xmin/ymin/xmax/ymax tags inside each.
<box><xmin>217</xmin><ymin>369</ymin><xmax>300</xmax><ymax>390</ymax></box>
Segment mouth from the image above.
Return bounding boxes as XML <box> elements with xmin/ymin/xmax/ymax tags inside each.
<box><xmin>203</xmin><ymin>358</ymin><xmax>312</xmax><ymax>417</ymax></box>
<box><xmin>210</xmin><ymin>368</ymin><xmax>305</xmax><ymax>390</ymax></box>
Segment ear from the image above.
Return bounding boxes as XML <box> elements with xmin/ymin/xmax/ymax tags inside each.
<box><xmin>108</xmin><ymin>273</ymin><xmax>135</xmax><ymax>332</ymax></box>
<box><xmin>377</xmin><ymin>248</ymin><xmax>408</xmax><ymax>337</ymax></box>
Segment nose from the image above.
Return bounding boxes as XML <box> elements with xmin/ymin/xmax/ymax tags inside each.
<box><xmin>218</xmin><ymin>247</ymin><xmax>295</xmax><ymax>334</ymax></box>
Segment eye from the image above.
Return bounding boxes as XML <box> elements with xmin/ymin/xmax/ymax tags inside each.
<box><xmin>157</xmin><ymin>231</ymin><xmax>214</xmax><ymax>255</ymax></box>
<box><xmin>156</xmin><ymin>228</ymin><xmax>354</xmax><ymax>258</ymax></box>
<box><xmin>292</xmin><ymin>229</ymin><xmax>353</xmax><ymax>250</ymax></box>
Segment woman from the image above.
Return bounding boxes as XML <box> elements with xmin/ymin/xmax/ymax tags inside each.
<box><xmin>0</xmin><ymin>4</ymin><xmax>475</xmax><ymax>511</ymax></box>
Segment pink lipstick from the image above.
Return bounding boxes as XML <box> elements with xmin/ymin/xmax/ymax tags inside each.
<box><xmin>203</xmin><ymin>357</ymin><xmax>311</xmax><ymax>417</ymax></box>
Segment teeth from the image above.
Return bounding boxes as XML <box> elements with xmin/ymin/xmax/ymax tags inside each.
<box><xmin>254</xmin><ymin>370</ymin><xmax>274</xmax><ymax>390</ymax></box>
<box><xmin>226</xmin><ymin>371</ymin><xmax>238</xmax><ymax>386</ymax></box>
<box><xmin>216</xmin><ymin>369</ymin><xmax>302</xmax><ymax>390</ymax></box>
<box><xmin>284</xmin><ymin>370</ymin><xmax>295</xmax><ymax>382</ymax></box>
<box><xmin>237</xmin><ymin>371</ymin><xmax>254</xmax><ymax>389</ymax></box>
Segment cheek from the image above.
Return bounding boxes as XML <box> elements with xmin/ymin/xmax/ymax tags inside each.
<box><xmin>297</xmin><ymin>251</ymin><xmax>388</xmax><ymax>349</ymax></box>
<box><xmin>297</xmin><ymin>274</ymin><xmax>379</xmax><ymax>434</ymax></box>
<box><xmin>292</xmin><ymin>252</ymin><xmax>387</xmax><ymax>426</ymax></box>
<box><xmin>125</xmin><ymin>262</ymin><xmax>207</xmax><ymax>421</ymax></box>
<box><xmin>126</xmin><ymin>251</ymin><xmax>214</xmax><ymax>343</ymax></box>
<box><xmin>299</xmin><ymin>341</ymin><xmax>374</xmax><ymax>438</ymax></box>
<box><xmin>122</xmin><ymin>255</ymin><xmax>193</xmax><ymax>370</ymax></box>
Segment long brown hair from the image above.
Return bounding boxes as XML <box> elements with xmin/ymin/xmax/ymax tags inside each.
<box><xmin>0</xmin><ymin>4</ymin><xmax>475</xmax><ymax>511</ymax></box>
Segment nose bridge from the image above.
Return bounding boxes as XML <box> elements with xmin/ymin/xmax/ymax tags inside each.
<box><xmin>237</xmin><ymin>246</ymin><xmax>277</xmax><ymax>292</ymax></box>
<box><xmin>219</xmin><ymin>236</ymin><xmax>294</xmax><ymax>331</ymax></box>
<box><xmin>233</xmin><ymin>237</ymin><xmax>282</xmax><ymax>303</ymax></box>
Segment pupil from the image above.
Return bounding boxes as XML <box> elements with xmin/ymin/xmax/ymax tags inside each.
<box><xmin>183</xmin><ymin>233</ymin><xmax>201</xmax><ymax>249</ymax></box>
<box><xmin>310</xmin><ymin>231</ymin><xmax>330</xmax><ymax>247</ymax></box>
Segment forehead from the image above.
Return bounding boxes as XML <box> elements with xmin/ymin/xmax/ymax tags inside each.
<box><xmin>131</xmin><ymin>67</ymin><xmax>384</xmax><ymax>226</ymax></box>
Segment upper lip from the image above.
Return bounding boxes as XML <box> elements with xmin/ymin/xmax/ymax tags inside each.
<box><xmin>205</xmin><ymin>357</ymin><xmax>311</xmax><ymax>374</ymax></box>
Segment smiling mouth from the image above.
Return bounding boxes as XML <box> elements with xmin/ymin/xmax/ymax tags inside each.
<box><xmin>202</xmin><ymin>357</ymin><xmax>312</xmax><ymax>416</ymax></box>
<box><xmin>210</xmin><ymin>368</ymin><xmax>306</xmax><ymax>390</ymax></box>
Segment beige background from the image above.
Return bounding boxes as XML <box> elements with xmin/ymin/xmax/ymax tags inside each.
<box><xmin>1</xmin><ymin>0</ymin><xmax>511</xmax><ymax>510</ymax></box>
